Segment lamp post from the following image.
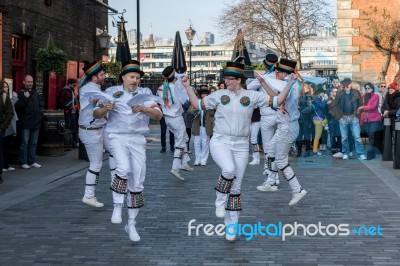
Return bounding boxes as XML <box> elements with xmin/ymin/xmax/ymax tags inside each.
<box><xmin>98</xmin><ymin>26</ymin><xmax>112</xmax><ymax>51</ymax></box>
<box><xmin>185</xmin><ymin>25</ymin><xmax>196</xmax><ymax>79</ymax></box>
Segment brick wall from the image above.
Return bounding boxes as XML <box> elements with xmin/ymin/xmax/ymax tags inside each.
<box><xmin>338</xmin><ymin>0</ymin><xmax>400</xmax><ymax>83</ymax></box>
<box><xmin>1</xmin><ymin>0</ymin><xmax>109</xmax><ymax>79</ymax></box>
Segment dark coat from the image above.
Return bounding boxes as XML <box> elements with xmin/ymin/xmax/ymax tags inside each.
<box><xmin>330</xmin><ymin>89</ymin><xmax>361</xmax><ymax>121</ymax></box>
<box><xmin>14</xmin><ymin>89</ymin><xmax>43</xmax><ymax>129</ymax></box>
<box><xmin>191</xmin><ymin>109</ymin><xmax>215</xmax><ymax>136</ymax></box>
<box><xmin>0</xmin><ymin>93</ymin><xmax>14</xmax><ymax>131</ymax></box>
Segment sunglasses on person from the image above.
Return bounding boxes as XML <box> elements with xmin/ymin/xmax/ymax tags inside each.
<box><xmin>380</xmin><ymin>85</ymin><xmax>386</xmax><ymax>88</ymax></box>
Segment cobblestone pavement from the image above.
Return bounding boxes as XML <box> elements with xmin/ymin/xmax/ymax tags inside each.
<box><xmin>0</xmin><ymin>125</ymin><xmax>399</xmax><ymax>265</ymax></box>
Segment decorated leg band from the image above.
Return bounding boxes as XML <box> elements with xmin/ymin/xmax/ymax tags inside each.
<box><xmin>267</xmin><ymin>157</ymin><xmax>278</xmax><ymax>173</ymax></box>
<box><xmin>279</xmin><ymin>164</ymin><xmax>295</xmax><ymax>181</ymax></box>
<box><xmin>225</xmin><ymin>194</ymin><xmax>242</xmax><ymax>211</ymax></box>
<box><xmin>215</xmin><ymin>175</ymin><xmax>234</xmax><ymax>194</ymax></box>
<box><xmin>173</xmin><ymin>147</ymin><xmax>184</xmax><ymax>159</ymax></box>
<box><xmin>87</xmin><ymin>169</ymin><xmax>100</xmax><ymax>185</ymax></box>
<box><xmin>128</xmin><ymin>191</ymin><xmax>144</xmax><ymax>208</ymax></box>
<box><xmin>110</xmin><ymin>174</ymin><xmax>128</xmax><ymax>194</ymax></box>
<box><xmin>252</xmin><ymin>144</ymin><xmax>260</xmax><ymax>152</ymax></box>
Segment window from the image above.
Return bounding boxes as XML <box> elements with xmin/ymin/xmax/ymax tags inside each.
<box><xmin>12</xmin><ymin>35</ymin><xmax>26</xmax><ymax>62</ymax></box>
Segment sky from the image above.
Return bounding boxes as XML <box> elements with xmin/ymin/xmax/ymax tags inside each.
<box><xmin>107</xmin><ymin>0</ymin><xmax>229</xmax><ymax>44</ymax></box>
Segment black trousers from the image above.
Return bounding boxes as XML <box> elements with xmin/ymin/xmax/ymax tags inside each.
<box><xmin>160</xmin><ymin>117</ymin><xmax>175</xmax><ymax>148</ymax></box>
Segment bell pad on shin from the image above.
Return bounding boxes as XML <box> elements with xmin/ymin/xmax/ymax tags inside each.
<box><xmin>110</xmin><ymin>174</ymin><xmax>128</xmax><ymax>194</ymax></box>
<box><xmin>226</xmin><ymin>194</ymin><xmax>242</xmax><ymax>211</ymax></box>
<box><xmin>128</xmin><ymin>191</ymin><xmax>144</xmax><ymax>208</ymax></box>
<box><xmin>215</xmin><ymin>175</ymin><xmax>234</xmax><ymax>194</ymax></box>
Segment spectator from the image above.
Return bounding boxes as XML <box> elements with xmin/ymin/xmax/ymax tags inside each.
<box><xmin>2</xmin><ymin>81</ymin><xmax>18</xmax><ymax>172</ymax></box>
<box><xmin>358</xmin><ymin>82</ymin><xmax>382</xmax><ymax>160</ymax></box>
<box><xmin>311</xmin><ymin>86</ymin><xmax>328</xmax><ymax>157</ymax></box>
<box><xmin>330</xmin><ymin>76</ymin><xmax>342</xmax><ymax>92</ymax></box>
<box><xmin>331</xmin><ymin>77</ymin><xmax>366</xmax><ymax>160</ymax></box>
<box><xmin>381</xmin><ymin>82</ymin><xmax>400</xmax><ymax>132</ymax></box>
<box><xmin>14</xmin><ymin>75</ymin><xmax>43</xmax><ymax>169</ymax></box>
<box><xmin>377</xmin><ymin>82</ymin><xmax>387</xmax><ymax>114</ymax></box>
<box><xmin>0</xmin><ymin>80</ymin><xmax>15</xmax><ymax>183</ymax></box>
<box><xmin>58</xmin><ymin>78</ymin><xmax>79</xmax><ymax>148</ymax></box>
<box><xmin>296</xmin><ymin>83</ymin><xmax>313</xmax><ymax>157</ymax></box>
<box><xmin>326</xmin><ymin>87</ymin><xmax>342</xmax><ymax>155</ymax></box>
<box><xmin>217</xmin><ymin>81</ymin><xmax>226</xmax><ymax>90</ymax></box>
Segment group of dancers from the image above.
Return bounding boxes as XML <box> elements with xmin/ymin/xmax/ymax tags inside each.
<box><xmin>77</xmin><ymin>54</ymin><xmax>308</xmax><ymax>242</ymax></box>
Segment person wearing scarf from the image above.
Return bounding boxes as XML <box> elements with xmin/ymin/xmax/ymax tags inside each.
<box><xmin>381</xmin><ymin>82</ymin><xmax>400</xmax><ymax>132</ymax></box>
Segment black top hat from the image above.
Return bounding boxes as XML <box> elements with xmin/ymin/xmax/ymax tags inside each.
<box><xmin>276</xmin><ymin>58</ymin><xmax>297</xmax><ymax>74</ymax></box>
<box><xmin>224</xmin><ymin>61</ymin><xmax>245</xmax><ymax>79</ymax></box>
<box><xmin>197</xmin><ymin>87</ymin><xmax>210</xmax><ymax>95</ymax></box>
<box><xmin>162</xmin><ymin>66</ymin><xmax>176</xmax><ymax>82</ymax></box>
<box><xmin>79</xmin><ymin>61</ymin><xmax>104</xmax><ymax>88</ymax></box>
<box><xmin>120</xmin><ymin>60</ymin><xmax>144</xmax><ymax>78</ymax></box>
<box><xmin>82</xmin><ymin>61</ymin><xmax>104</xmax><ymax>79</ymax></box>
<box><xmin>263</xmin><ymin>54</ymin><xmax>278</xmax><ymax>69</ymax></box>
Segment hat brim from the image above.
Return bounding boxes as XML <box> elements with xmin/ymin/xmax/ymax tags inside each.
<box><xmin>275</xmin><ymin>66</ymin><xmax>294</xmax><ymax>74</ymax></box>
<box><xmin>223</xmin><ymin>70</ymin><xmax>245</xmax><ymax>79</ymax></box>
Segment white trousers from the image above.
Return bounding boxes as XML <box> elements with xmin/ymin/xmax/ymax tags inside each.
<box><xmin>194</xmin><ymin>126</ymin><xmax>210</xmax><ymax>164</ymax></box>
<box><xmin>249</xmin><ymin>122</ymin><xmax>261</xmax><ymax>144</ymax></box>
<box><xmin>79</xmin><ymin>128</ymin><xmax>105</xmax><ymax>198</ymax></box>
<box><xmin>165</xmin><ymin>116</ymin><xmax>190</xmax><ymax>170</ymax></box>
<box><xmin>266</xmin><ymin>121</ymin><xmax>301</xmax><ymax>194</ymax></box>
<box><xmin>108</xmin><ymin>133</ymin><xmax>147</xmax><ymax>205</ymax></box>
<box><xmin>211</xmin><ymin>136</ymin><xmax>248</xmax><ymax>226</ymax></box>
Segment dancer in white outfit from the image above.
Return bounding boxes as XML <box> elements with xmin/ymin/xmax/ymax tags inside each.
<box><xmin>94</xmin><ymin>60</ymin><xmax>162</xmax><ymax>242</ymax></box>
<box><xmin>159</xmin><ymin>66</ymin><xmax>193</xmax><ymax>181</ymax></box>
<box><xmin>183</xmin><ymin>61</ymin><xmax>297</xmax><ymax>241</ymax></box>
<box><xmin>256</xmin><ymin>58</ymin><xmax>307</xmax><ymax>206</ymax></box>
<box><xmin>78</xmin><ymin>61</ymin><xmax>109</xmax><ymax>208</ymax></box>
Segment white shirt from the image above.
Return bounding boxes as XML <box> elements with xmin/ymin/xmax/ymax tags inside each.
<box><xmin>276</xmin><ymin>81</ymin><xmax>301</xmax><ymax>124</ymax></box>
<box><xmin>246</xmin><ymin>72</ymin><xmax>278</xmax><ymax>116</ymax></box>
<box><xmin>78</xmin><ymin>82</ymin><xmax>107</xmax><ymax>128</ymax></box>
<box><xmin>104</xmin><ymin>85</ymin><xmax>161</xmax><ymax>134</ymax></box>
<box><xmin>200</xmin><ymin>89</ymin><xmax>277</xmax><ymax>138</ymax></box>
<box><xmin>158</xmin><ymin>82</ymin><xmax>188</xmax><ymax>117</ymax></box>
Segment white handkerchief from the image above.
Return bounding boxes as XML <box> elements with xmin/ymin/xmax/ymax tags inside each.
<box><xmin>86</xmin><ymin>92</ymin><xmax>114</xmax><ymax>105</ymax></box>
<box><xmin>126</xmin><ymin>94</ymin><xmax>162</xmax><ymax>107</ymax></box>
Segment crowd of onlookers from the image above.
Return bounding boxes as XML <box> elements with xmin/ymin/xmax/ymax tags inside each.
<box><xmin>296</xmin><ymin>77</ymin><xmax>398</xmax><ymax>160</ymax></box>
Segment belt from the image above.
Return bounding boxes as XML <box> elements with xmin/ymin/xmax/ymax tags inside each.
<box><xmin>79</xmin><ymin>125</ymin><xmax>103</xmax><ymax>130</ymax></box>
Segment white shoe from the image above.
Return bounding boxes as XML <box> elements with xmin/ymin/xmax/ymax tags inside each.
<box><xmin>333</xmin><ymin>152</ymin><xmax>344</xmax><ymax>158</ymax></box>
<box><xmin>359</xmin><ymin>154</ymin><xmax>367</xmax><ymax>160</ymax></box>
<box><xmin>30</xmin><ymin>163</ymin><xmax>42</xmax><ymax>168</ymax></box>
<box><xmin>225</xmin><ymin>225</ymin><xmax>236</xmax><ymax>241</ymax></box>
<box><xmin>170</xmin><ymin>170</ymin><xmax>184</xmax><ymax>181</ymax></box>
<box><xmin>257</xmin><ymin>182</ymin><xmax>278</xmax><ymax>192</ymax></box>
<box><xmin>201</xmin><ymin>163</ymin><xmax>207</xmax><ymax>166</ymax></box>
<box><xmin>289</xmin><ymin>189</ymin><xmax>307</xmax><ymax>206</ymax></box>
<box><xmin>194</xmin><ymin>162</ymin><xmax>200</xmax><ymax>166</ymax></box>
<box><xmin>82</xmin><ymin>196</ymin><xmax>104</xmax><ymax>207</ymax></box>
<box><xmin>262</xmin><ymin>169</ymin><xmax>268</xmax><ymax>175</ymax></box>
<box><xmin>20</xmin><ymin>164</ymin><xmax>30</xmax><ymax>169</ymax></box>
<box><xmin>215</xmin><ymin>207</ymin><xmax>226</xmax><ymax>218</ymax></box>
<box><xmin>111</xmin><ymin>204</ymin><xmax>123</xmax><ymax>224</ymax></box>
<box><xmin>6</xmin><ymin>167</ymin><xmax>15</xmax><ymax>171</ymax></box>
<box><xmin>125</xmin><ymin>223</ymin><xmax>140</xmax><ymax>242</ymax></box>
<box><xmin>248</xmin><ymin>160</ymin><xmax>260</xmax><ymax>165</ymax></box>
<box><xmin>2</xmin><ymin>169</ymin><xmax>7</xmax><ymax>172</ymax></box>
<box><xmin>342</xmin><ymin>155</ymin><xmax>349</xmax><ymax>160</ymax></box>
<box><xmin>181</xmin><ymin>163</ymin><xmax>194</xmax><ymax>171</ymax></box>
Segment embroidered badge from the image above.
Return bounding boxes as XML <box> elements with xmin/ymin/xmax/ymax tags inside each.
<box><xmin>113</xmin><ymin>91</ymin><xmax>124</xmax><ymax>98</ymax></box>
<box><xmin>132</xmin><ymin>91</ymin><xmax>138</xmax><ymax>96</ymax></box>
<box><xmin>220</xmin><ymin>95</ymin><xmax>231</xmax><ymax>105</ymax></box>
<box><xmin>240</xmin><ymin>96</ymin><xmax>250</xmax><ymax>107</ymax></box>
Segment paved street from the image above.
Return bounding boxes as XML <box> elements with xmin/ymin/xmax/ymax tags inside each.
<box><xmin>1</xmin><ymin>124</ymin><xmax>400</xmax><ymax>265</ymax></box>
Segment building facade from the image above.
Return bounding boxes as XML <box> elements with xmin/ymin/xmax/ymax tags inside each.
<box><xmin>337</xmin><ymin>0</ymin><xmax>400</xmax><ymax>83</ymax></box>
<box><xmin>0</xmin><ymin>0</ymin><xmax>111</xmax><ymax>108</ymax></box>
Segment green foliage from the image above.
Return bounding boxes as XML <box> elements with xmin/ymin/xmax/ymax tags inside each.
<box><xmin>252</xmin><ymin>63</ymin><xmax>265</xmax><ymax>70</ymax></box>
<box><xmin>35</xmin><ymin>42</ymin><xmax>68</xmax><ymax>75</ymax></box>
<box><xmin>102</xmin><ymin>61</ymin><xmax>121</xmax><ymax>78</ymax></box>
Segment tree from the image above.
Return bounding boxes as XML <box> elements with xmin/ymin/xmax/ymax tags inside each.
<box><xmin>358</xmin><ymin>6</ymin><xmax>400</xmax><ymax>82</ymax></box>
<box><xmin>217</xmin><ymin>0</ymin><xmax>333</xmax><ymax>68</ymax></box>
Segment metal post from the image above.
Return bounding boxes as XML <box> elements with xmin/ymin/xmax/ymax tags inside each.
<box><xmin>136</xmin><ymin>0</ymin><xmax>140</xmax><ymax>61</ymax></box>
<box><xmin>382</xmin><ymin>117</ymin><xmax>393</xmax><ymax>161</ymax></box>
<box><xmin>394</xmin><ymin>121</ymin><xmax>400</xmax><ymax>168</ymax></box>
<box><xmin>189</xmin><ymin>41</ymin><xmax>192</xmax><ymax>80</ymax></box>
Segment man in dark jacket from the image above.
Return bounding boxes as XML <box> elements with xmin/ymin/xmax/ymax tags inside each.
<box><xmin>331</xmin><ymin>78</ymin><xmax>366</xmax><ymax>160</ymax></box>
<box><xmin>0</xmin><ymin>86</ymin><xmax>14</xmax><ymax>183</ymax></box>
<box><xmin>14</xmin><ymin>75</ymin><xmax>43</xmax><ymax>169</ymax></box>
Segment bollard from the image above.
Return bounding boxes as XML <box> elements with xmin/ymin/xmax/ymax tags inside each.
<box><xmin>382</xmin><ymin>117</ymin><xmax>393</xmax><ymax>161</ymax></box>
<box><xmin>393</xmin><ymin>121</ymin><xmax>400</xmax><ymax>169</ymax></box>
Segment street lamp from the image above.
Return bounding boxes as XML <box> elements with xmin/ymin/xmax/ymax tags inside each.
<box><xmin>98</xmin><ymin>26</ymin><xmax>112</xmax><ymax>50</ymax></box>
<box><xmin>185</xmin><ymin>25</ymin><xmax>196</xmax><ymax>78</ymax></box>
